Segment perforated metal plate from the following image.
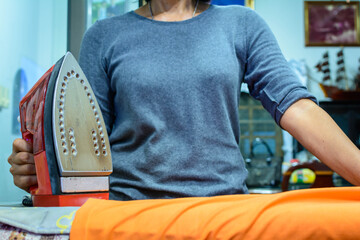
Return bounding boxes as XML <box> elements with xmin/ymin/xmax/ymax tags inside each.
<box><xmin>52</xmin><ymin>52</ymin><xmax>112</xmax><ymax>176</ymax></box>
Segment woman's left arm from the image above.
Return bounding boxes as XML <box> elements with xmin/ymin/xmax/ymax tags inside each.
<box><xmin>280</xmin><ymin>98</ymin><xmax>360</xmax><ymax>186</ymax></box>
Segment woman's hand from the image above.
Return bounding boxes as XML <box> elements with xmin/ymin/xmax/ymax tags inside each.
<box><xmin>7</xmin><ymin>138</ymin><xmax>37</xmax><ymax>192</ymax></box>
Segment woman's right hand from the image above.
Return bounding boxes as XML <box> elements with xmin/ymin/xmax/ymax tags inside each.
<box><xmin>7</xmin><ymin>138</ymin><xmax>37</xmax><ymax>192</ymax></box>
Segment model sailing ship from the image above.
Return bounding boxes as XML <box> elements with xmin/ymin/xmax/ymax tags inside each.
<box><xmin>315</xmin><ymin>48</ymin><xmax>360</xmax><ymax>101</ymax></box>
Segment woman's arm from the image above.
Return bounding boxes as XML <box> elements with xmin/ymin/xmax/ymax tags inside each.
<box><xmin>280</xmin><ymin>98</ymin><xmax>360</xmax><ymax>186</ymax></box>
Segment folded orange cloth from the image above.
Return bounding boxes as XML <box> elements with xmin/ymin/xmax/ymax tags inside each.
<box><xmin>70</xmin><ymin>187</ymin><xmax>360</xmax><ymax>240</ymax></box>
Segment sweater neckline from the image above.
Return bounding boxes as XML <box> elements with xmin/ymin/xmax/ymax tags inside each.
<box><xmin>129</xmin><ymin>4</ymin><xmax>215</xmax><ymax>25</ymax></box>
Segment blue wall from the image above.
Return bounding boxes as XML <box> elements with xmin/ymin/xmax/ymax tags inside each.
<box><xmin>0</xmin><ymin>0</ymin><xmax>67</xmax><ymax>204</ymax></box>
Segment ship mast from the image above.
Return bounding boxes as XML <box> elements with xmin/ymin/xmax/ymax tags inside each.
<box><xmin>335</xmin><ymin>48</ymin><xmax>348</xmax><ymax>90</ymax></box>
<box><xmin>315</xmin><ymin>51</ymin><xmax>332</xmax><ymax>84</ymax></box>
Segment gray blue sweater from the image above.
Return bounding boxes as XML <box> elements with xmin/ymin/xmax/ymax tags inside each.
<box><xmin>79</xmin><ymin>5</ymin><xmax>316</xmax><ymax>200</ymax></box>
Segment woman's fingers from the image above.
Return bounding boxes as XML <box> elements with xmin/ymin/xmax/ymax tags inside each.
<box><xmin>12</xmin><ymin>174</ymin><xmax>38</xmax><ymax>192</ymax></box>
<box><xmin>9</xmin><ymin>163</ymin><xmax>36</xmax><ymax>175</ymax></box>
<box><xmin>8</xmin><ymin>151</ymin><xmax>35</xmax><ymax>166</ymax></box>
<box><xmin>8</xmin><ymin>138</ymin><xmax>37</xmax><ymax>192</ymax></box>
<box><xmin>12</xmin><ymin>138</ymin><xmax>33</xmax><ymax>154</ymax></box>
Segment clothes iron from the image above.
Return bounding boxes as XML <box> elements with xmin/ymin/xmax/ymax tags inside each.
<box><xmin>19</xmin><ymin>52</ymin><xmax>112</xmax><ymax>207</ymax></box>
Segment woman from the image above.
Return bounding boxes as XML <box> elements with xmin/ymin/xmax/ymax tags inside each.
<box><xmin>8</xmin><ymin>0</ymin><xmax>360</xmax><ymax>200</ymax></box>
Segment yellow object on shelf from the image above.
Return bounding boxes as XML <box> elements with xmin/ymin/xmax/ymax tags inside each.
<box><xmin>290</xmin><ymin>169</ymin><xmax>316</xmax><ymax>184</ymax></box>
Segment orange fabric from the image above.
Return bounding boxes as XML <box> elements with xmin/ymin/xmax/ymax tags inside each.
<box><xmin>70</xmin><ymin>187</ymin><xmax>360</xmax><ymax>240</ymax></box>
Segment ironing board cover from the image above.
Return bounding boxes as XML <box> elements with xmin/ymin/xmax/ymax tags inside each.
<box><xmin>0</xmin><ymin>205</ymin><xmax>78</xmax><ymax>238</ymax></box>
<box><xmin>71</xmin><ymin>187</ymin><xmax>360</xmax><ymax>240</ymax></box>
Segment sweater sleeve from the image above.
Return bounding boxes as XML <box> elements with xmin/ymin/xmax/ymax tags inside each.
<box><xmin>79</xmin><ymin>21</ymin><xmax>115</xmax><ymax>134</ymax></box>
<box><xmin>243</xmin><ymin>10</ymin><xmax>317</xmax><ymax>125</ymax></box>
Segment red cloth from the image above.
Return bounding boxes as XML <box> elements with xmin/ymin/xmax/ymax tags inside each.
<box><xmin>71</xmin><ymin>187</ymin><xmax>360</xmax><ymax>240</ymax></box>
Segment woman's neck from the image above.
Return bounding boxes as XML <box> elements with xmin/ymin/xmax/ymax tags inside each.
<box><xmin>135</xmin><ymin>0</ymin><xmax>208</xmax><ymax>22</ymax></box>
<box><xmin>151</xmin><ymin>0</ymin><xmax>195</xmax><ymax>14</ymax></box>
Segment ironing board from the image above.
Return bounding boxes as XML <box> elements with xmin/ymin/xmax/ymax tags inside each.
<box><xmin>1</xmin><ymin>187</ymin><xmax>359</xmax><ymax>239</ymax></box>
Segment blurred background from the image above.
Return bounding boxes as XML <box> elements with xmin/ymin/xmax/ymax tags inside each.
<box><xmin>1</xmin><ymin>0</ymin><xmax>359</xmax><ymax>203</ymax></box>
